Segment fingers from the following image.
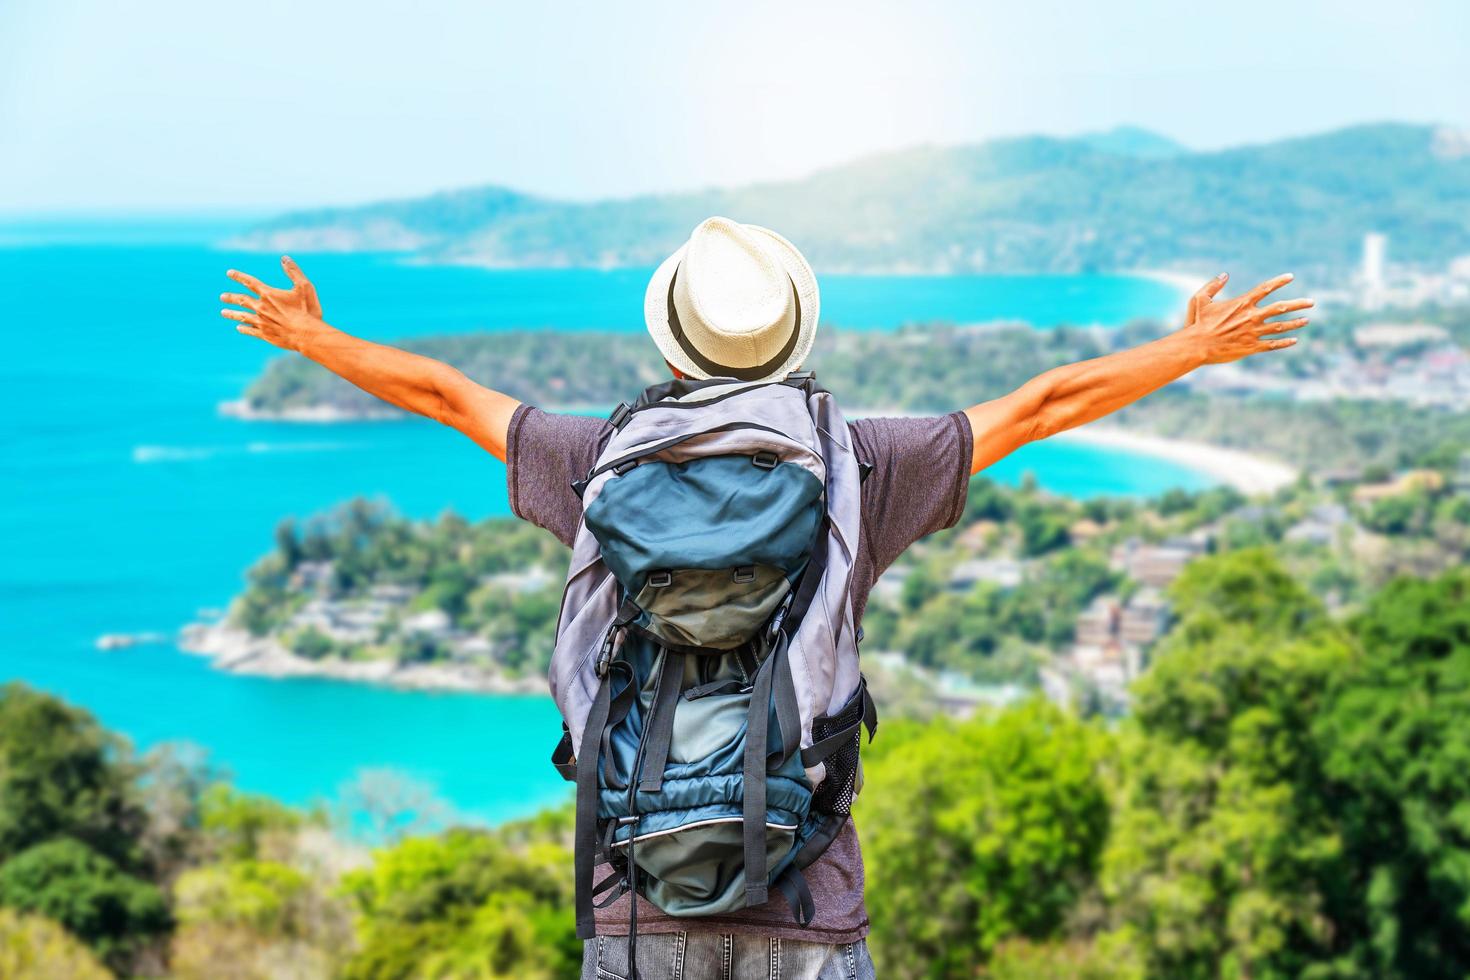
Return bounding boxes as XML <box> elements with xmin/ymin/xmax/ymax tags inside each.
<box><xmin>280</xmin><ymin>255</ymin><xmax>311</xmax><ymax>288</ymax></box>
<box><xmin>1244</xmin><ymin>273</ymin><xmax>1295</xmax><ymax>305</ymax></box>
<box><xmin>1260</xmin><ymin>316</ymin><xmax>1310</xmax><ymax>335</ymax></box>
<box><xmin>226</xmin><ymin>269</ymin><xmax>268</xmax><ymax>296</ymax></box>
<box><xmin>236</xmin><ymin>324</ymin><xmax>264</xmax><ymax>340</ymax></box>
<box><xmin>220</xmin><ymin>292</ymin><xmax>259</xmax><ymax>311</ymax></box>
<box><xmin>220</xmin><ymin>308</ymin><xmax>261</xmax><ymax>327</ymax></box>
<box><xmin>1260</xmin><ymin>297</ymin><xmax>1314</xmax><ymax>319</ymax></box>
<box><xmin>1259</xmin><ymin>336</ymin><xmax>1298</xmax><ymax>351</ymax></box>
<box><xmin>1193</xmin><ymin>272</ymin><xmax>1229</xmax><ymax>305</ymax></box>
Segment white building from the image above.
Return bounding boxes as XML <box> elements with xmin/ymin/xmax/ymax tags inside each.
<box><xmin>948</xmin><ymin>558</ymin><xmax>1025</xmax><ymax>591</ymax></box>
<box><xmin>1361</xmin><ymin>232</ymin><xmax>1387</xmax><ymax>309</ymax></box>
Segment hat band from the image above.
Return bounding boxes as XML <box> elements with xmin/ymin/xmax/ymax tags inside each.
<box><xmin>666</xmin><ymin>265</ymin><xmax>802</xmax><ymax>381</ymax></box>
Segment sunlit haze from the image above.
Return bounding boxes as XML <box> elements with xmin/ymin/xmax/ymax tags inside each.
<box><xmin>2</xmin><ymin>0</ymin><xmax>1467</xmax><ymax>211</ymax></box>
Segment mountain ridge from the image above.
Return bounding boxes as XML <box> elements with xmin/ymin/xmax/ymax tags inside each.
<box><xmin>227</xmin><ymin>123</ymin><xmax>1470</xmax><ymax>278</ymax></box>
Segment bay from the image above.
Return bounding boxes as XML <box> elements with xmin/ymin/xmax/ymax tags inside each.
<box><xmin>0</xmin><ymin>228</ymin><xmax>1196</xmax><ymax>824</ymax></box>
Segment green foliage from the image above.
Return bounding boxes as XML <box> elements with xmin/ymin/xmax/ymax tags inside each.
<box><xmin>1360</xmin><ymin>490</ymin><xmax>1435</xmax><ymax>537</ymax></box>
<box><xmin>1016</xmin><ymin>499</ymin><xmax>1072</xmax><ymax>556</ymax></box>
<box><xmin>0</xmin><ymin>907</ymin><xmax>113</xmax><ymax>980</ymax></box>
<box><xmin>338</xmin><ymin>821</ymin><xmax>579</xmax><ymax>979</ymax></box>
<box><xmin>288</xmin><ymin>626</ymin><xmax>336</xmax><ymax>661</ymax></box>
<box><xmin>985</xmin><ymin>937</ymin><xmax>1141</xmax><ymax>980</ymax></box>
<box><xmin>168</xmin><ymin>791</ymin><xmax>349</xmax><ymax>979</ymax></box>
<box><xmin>233</xmin><ymin>499</ymin><xmax>568</xmax><ymax>675</ymax></box>
<box><xmin>235</xmin><ymin>553</ymin><xmax>294</xmax><ymax>636</ymax></box>
<box><xmin>886</xmin><ymin>526</ymin><xmax>1119</xmax><ymax>681</ymax></box>
<box><xmin>1103</xmin><ymin>550</ymin><xmax>1352</xmax><ymax>979</ymax></box>
<box><xmin>862</xmin><ymin>702</ymin><xmax>1113</xmax><ymax>978</ymax></box>
<box><xmin>0</xmin><ymin>839</ymin><xmax>169</xmax><ymax>971</ymax></box>
<box><xmin>0</xmin><ymin>683</ymin><xmax>149</xmax><ymax>871</ymax></box>
<box><xmin>173</xmin><ymin>860</ymin><xmax>309</xmax><ymax>936</ymax></box>
<box><xmin>1313</xmin><ymin>570</ymin><xmax>1470</xmax><ymax>978</ymax></box>
<box><xmin>198</xmin><ymin>785</ymin><xmax>304</xmax><ymax>862</ymax></box>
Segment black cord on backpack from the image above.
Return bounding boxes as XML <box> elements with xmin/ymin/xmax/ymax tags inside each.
<box><xmin>620</xmin><ymin>814</ymin><xmax>640</xmax><ymax>979</ymax></box>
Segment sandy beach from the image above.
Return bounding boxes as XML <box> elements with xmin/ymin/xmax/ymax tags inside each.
<box><xmin>1054</xmin><ymin>426</ymin><xmax>1298</xmax><ymax>496</ymax></box>
<box><xmin>1129</xmin><ymin>267</ymin><xmax>1213</xmax><ymax>299</ymax></box>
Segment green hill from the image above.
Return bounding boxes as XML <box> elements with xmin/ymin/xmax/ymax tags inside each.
<box><xmin>228</xmin><ymin>123</ymin><xmax>1470</xmax><ymax>278</ymax></box>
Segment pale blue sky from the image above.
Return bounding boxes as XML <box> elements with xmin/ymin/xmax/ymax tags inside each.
<box><xmin>1</xmin><ymin>0</ymin><xmax>1466</xmax><ymax>212</ymax></box>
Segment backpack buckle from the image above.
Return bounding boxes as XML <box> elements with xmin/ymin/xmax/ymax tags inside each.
<box><xmin>648</xmin><ymin>570</ymin><xmax>673</xmax><ymax>588</ymax></box>
<box><xmin>612</xmin><ymin>459</ymin><xmax>639</xmax><ymax>476</ymax></box>
<box><xmin>609</xmin><ymin>403</ymin><xmax>632</xmax><ymax>429</ymax></box>
<box><xmin>752</xmin><ymin>451</ymin><xmax>778</xmax><ymax>470</ymax></box>
<box><xmin>595</xmin><ymin>629</ymin><xmax>616</xmax><ymax>677</ymax></box>
<box><xmin>766</xmin><ymin>592</ymin><xmax>793</xmax><ymax>641</ymax></box>
<box><xmin>732</xmin><ymin>565</ymin><xmax>756</xmax><ymax>584</ymax></box>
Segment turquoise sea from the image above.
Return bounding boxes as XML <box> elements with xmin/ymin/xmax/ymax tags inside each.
<box><xmin>0</xmin><ymin>220</ymin><xmax>1199</xmax><ymax>825</ymax></box>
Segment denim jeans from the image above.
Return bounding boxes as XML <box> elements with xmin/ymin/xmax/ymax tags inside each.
<box><xmin>582</xmin><ymin>933</ymin><xmax>876</xmax><ymax>980</ymax></box>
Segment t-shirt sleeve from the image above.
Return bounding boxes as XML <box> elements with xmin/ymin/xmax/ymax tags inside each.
<box><xmin>505</xmin><ymin>404</ymin><xmax>612</xmax><ymax>548</ymax></box>
<box><xmin>848</xmin><ymin>412</ymin><xmax>973</xmax><ymax>577</ymax></box>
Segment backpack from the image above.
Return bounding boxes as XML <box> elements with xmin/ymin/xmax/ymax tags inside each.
<box><xmin>547</xmin><ymin>372</ymin><xmax>877</xmax><ymax>948</ymax></box>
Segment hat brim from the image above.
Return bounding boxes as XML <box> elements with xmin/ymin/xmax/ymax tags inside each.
<box><xmin>644</xmin><ymin>224</ymin><xmax>820</xmax><ymax>382</ymax></box>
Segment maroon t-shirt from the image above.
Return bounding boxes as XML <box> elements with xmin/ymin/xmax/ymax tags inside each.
<box><xmin>506</xmin><ymin>403</ymin><xmax>973</xmax><ymax>943</ymax></box>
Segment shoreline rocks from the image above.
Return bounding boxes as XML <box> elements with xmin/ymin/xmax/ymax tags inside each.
<box><xmin>177</xmin><ymin>622</ymin><xmax>546</xmax><ymax>696</ymax></box>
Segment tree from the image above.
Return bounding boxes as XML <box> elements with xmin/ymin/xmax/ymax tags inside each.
<box><xmin>173</xmin><ymin>860</ymin><xmax>309</xmax><ymax>937</ymax></box>
<box><xmin>338</xmin><ymin>823</ymin><xmax>578</xmax><ymax>979</ymax></box>
<box><xmin>0</xmin><ymin>908</ymin><xmax>112</xmax><ymax>980</ymax></box>
<box><xmin>861</xmin><ymin>701</ymin><xmax>1113</xmax><ymax>978</ymax></box>
<box><xmin>273</xmin><ymin>517</ymin><xmax>301</xmax><ymax>569</ymax></box>
<box><xmin>198</xmin><ymin>785</ymin><xmax>304</xmax><ymax>862</ymax></box>
<box><xmin>134</xmin><ymin>742</ymin><xmax>220</xmax><ymax>884</ymax></box>
<box><xmin>1101</xmin><ymin>549</ymin><xmax>1352</xmax><ymax>979</ymax></box>
<box><xmin>287</xmin><ymin>626</ymin><xmax>335</xmax><ymax>662</ymax></box>
<box><xmin>0</xmin><ymin>683</ymin><xmax>149</xmax><ymax>871</ymax></box>
<box><xmin>0</xmin><ymin>839</ymin><xmax>169</xmax><ymax>972</ymax></box>
<box><xmin>1017</xmin><ymin>501</ymin><xmax>1071</xmax><ymax>556</ymax></box>
<box><xmin>1313</xmin><ymin>569</ymin><xmax>1470</xmax><ymax>978</ymax></box>
<box><xmin>336</xmin><ymin>769</ymin><xmax>450</xmax><ymax>845</ymax></box>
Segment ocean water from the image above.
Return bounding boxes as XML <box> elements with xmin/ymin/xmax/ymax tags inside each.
<box><xmin>0</xmin><ymin>227</ymin><xmax>1197</xmax><ymax>824</ymax></box>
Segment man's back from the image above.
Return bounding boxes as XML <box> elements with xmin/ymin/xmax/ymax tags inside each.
<box><xmin>507</xmin><ymin>403</ymin><xmax>974</xmax><ymax>943</ymax></box>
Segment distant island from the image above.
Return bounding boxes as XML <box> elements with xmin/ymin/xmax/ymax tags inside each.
<box><xmin>181</xmin><ymin>500</ymin><xmax>566</xmax><ymax>695</ymax></box>
<box><xmin>228</xmin><ymin>302</ymin><xmax>1470</xmax><ymax>476</ymax></box>
<box><xmin>226</xmin><ymin>123</ymin><xmax>1470</xmax><ymax>280</ymax></box>
<box><xmin>183</xmin><ymin>439</ymin><xmax>1470</xmax><ymax>712</ymax></box>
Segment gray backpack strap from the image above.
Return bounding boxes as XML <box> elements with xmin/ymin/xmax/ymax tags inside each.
<box><xmin>636</xmin><ymin>649</ymin><xmax>686</xmax><ymax>794</ymax></box>
<box><xmin>783</xmin><ymin>387</ymin><xmax>863</xmax><ymax>764</ymax></box>
<box><xmin>741</xmin><ymin>628</ymin><xmax>801</xmax><ymax>907</ymax></box>
<box><xmin>549</xmin><ymin>526</ymin><xmax>618</xmax><ymax>751</ymax></box>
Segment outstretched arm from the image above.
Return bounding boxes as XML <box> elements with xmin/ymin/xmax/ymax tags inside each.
<box><xmin>221</xmin><ymin>257</ymin><xmax>519</xmax><ymax>461</ymax></box>
<box><xmin>964</xmin><ymin>272</ymin><xmax>1311</xmax><ymax>475</ymax></box>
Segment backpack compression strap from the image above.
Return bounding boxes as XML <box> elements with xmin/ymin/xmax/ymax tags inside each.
<box><xmin>742</xmin><ymin>627</ymin><xmax>801</xmax><ymax>908</ymax></box>
<box><xmin>574</xmin><ymin>660</ymin><xmax>626</xmax><ymax>939</ymax></box>
<box><xmin>740</xmin><ymin>516</ymin><xmax>827</xmax><ymax>909</ymax></box>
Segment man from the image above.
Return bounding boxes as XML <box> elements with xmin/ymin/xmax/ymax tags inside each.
<box><xmin>221</xmin><ymin>217</ymin><xmax>1309</xmax><ymax>978</ymax></box>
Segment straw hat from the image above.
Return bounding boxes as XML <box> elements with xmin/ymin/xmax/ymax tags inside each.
<box><xmin>644</xmin><ymin>216</ymin><xmax>820</xmax><ymax>382</ymax></box>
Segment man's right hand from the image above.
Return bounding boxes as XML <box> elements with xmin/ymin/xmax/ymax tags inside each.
<box><xmin>221</xmin><ymin>256</ymin><xmax>330</xmax><ymax>352</ymax></box>
<box><xmin>219</xmin><ymin>256</ymin><xmax>520</xmax><ymax>461</ymax></box>
<box><xmin>1178</xmin><ymin>272</ymin><xmax>1313</xmax><ymax>365</ymax></box>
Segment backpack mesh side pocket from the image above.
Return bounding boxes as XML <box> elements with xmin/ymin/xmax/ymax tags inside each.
<box><xmin>810</xmin><ymin>680</ymin><xmax>868</xmax><ymax>819</ymax></box>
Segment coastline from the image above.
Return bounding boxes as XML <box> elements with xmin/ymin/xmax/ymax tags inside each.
<box><xmin>178</xmin><ymin>622</ymin><xmax>545</xmax><ymax>696</ymax></box>
<box><xmin>1128</xmin><ymin>266</ymin><xmax>1211</xmax><ymax>297</ymax></box>
<box><xmin>1053</xmin><ymin>426</ymin><xmax>1298</xmax><ymax>496</ymax></box>
<box><xmin>219</xmin><ymin>398</ymin><xmax>404</xmax><ymax>423</ymax></box>
<box><xmin>219</xmin><ymin>396</ymin><xmax>1295</xmax><ymax>497</ymax></box>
